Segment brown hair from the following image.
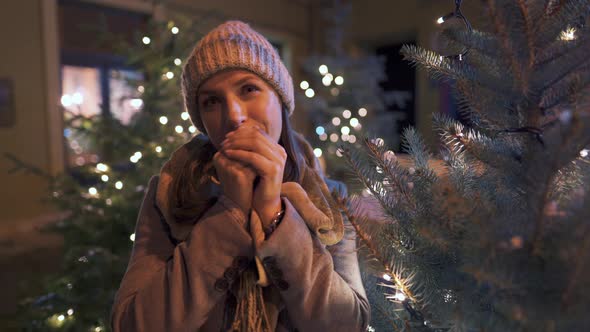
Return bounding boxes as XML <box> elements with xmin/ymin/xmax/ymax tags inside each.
<box><xmin>169</xmin><ymin>105</ymin><xmax>304</xmax><ymax>224</ymax></box>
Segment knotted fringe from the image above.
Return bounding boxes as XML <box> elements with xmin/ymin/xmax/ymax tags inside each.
<box><xmin>230</xmin><ymin>269</ymin><xmax>272</xmax><ymax>332</ymax></box>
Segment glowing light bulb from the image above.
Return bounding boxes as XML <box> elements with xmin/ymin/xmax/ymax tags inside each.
<box><xmin>130</xmin><ymin>98</ymin><xmax>143</xmax><ymax>109</ymax></box>
<box><xmin>130</xmin><ymin>233</ymin><xmax>135</xmax><ymax>242</ymax></box>
<box><xmin>581</xmin><ymin>149</ymin><xmax>589</xmax><ymax>158</ymax></box>
<box><xmin>315</xmin><ymin>126</ymin><xmax>325</xmax><ymax>135</ymax></box>
<box><xmin>319</xmin><ymin>133</ymin><xmax>327</xmax><ymax>141</ymax></box>
<box><xmin>189</xmin><ymin>126</ymin><xmax>197</xmax><ymax>133</ymax></box>
<box><xmin>342</xmin><ymin>109</ymin><xmax>351</xmax><ymax>119</ymax></box>
<box><xmin>334</xmin><ymin>76</ymin><xmax>344</xmax><ymax>85</ymax></box>
<box><xmin>159</xmin><ymin>116</ymin><xmax>168</xmax><ymax>125</ymax></box>
<box><xmin>155</xmin><ymin>146</ymin><xmax>162</xmax><ymax>153</ymax></box>
<box><xmin>383</xmin><ymin>274</ymin><xmax>392</xmax><ymax>281</ymax></box>
<box><xmin>319</xmin><ymin>64</ymin><xmax>328</xmax><ymax>75</ymax></box>
<box><xmin>322</xmin><ymin>75</ymin><xmax>332</xmax><ymax>86</ymax></box>
<box><xmin>96</xmin><ymin>163</ymin><xmax>108</xmax><ymax>172</ymax></box>
<box><xmin>305</xmin><ymin>88</ymin><xmax>315</xmax><ymax>98</ymax></box>
<box><xmin>300</xmin><ymin>81</ymin><xmax>309</xmax><ymax>90</ymax></box>
<box><xmin>181</xmin><ymin>112</ymin><xmax>190</xmax><ymax>120</ymax></box>
<box><xmin>61</xmin><ymin>94</ymin><xmax>72</xmax><ymax>107</ymax></box>
<box><xmin>137</xmin><ymin>85</ymin><xmax>145</xmax><ymax>93</ymax></box>
<box><xmin>67</xmin><ymin>308</ymin><xmax>74</xmax><ymax>316</ymax></box>
<box><xmin>393</xmin><ymin>291</ymin><xmax>406</xmax><ymax>301</ymax></box>
<box><xmin>115</xmin><ymin>181</ymin><xmax>123</xmax><ymax>190</ymax></box>
<box><xmin>101</xmin><ymin>175</ymin><xmax>109</xmax><ymax>182</ymax></box>
<box><xmin>329</xmin><ymin>133</ymin><xmax>339</xmax><ymax>142</ymax></box>
<box><xmin>561</xmin><ymin>27</ymin><xmax>576</xmax><ymax>41</ymax></box>
<box><xmin>348</xmin><ymin>135</ymin><xmax>357</xmax><ymax>143</ymax></box>
<box><xmin>171</xmin><ymin>26</ymin><xmax>179</xmax><ymax>34</ymax></box>
<box><xmin>341</xmin><ymin>126</ymin><xmax>350</xmax><ymax>135</ymax></box>
<box><xmin>174</xmin><ymin>58</ymin><xmax>182</xmax><ymax>66</ymax></box>
<box><xmin>332</xmin><ymin>117</ymin><xmax>341</xmax><ymax>126</ymax></box>
<box><xmin>358</xmin><ymin>108</ymin><xmax>367</xmax><ymax>117</ymax></box>
<box><xmin>437</xmin><ymin>16</ymin><xmax>445</xmax><ymax>24</ymax></box>
<box><xmin>313</xmin><ymin>148</ymin><xmax>323</xmax><ymax>157</ymax></box>
<box><xmin>57</xmin><ymin>315</ymin><xmax>65</xmax><ymax>322</ymax></box>
<box><xmin>175</xmin><ymin>125</ymin><xmax>184</xmax><ymax>133</ymax></box>
<box><xmin>142</xmin><ymin>36</ymin><xmax>151</xmax><ymax>45</ymax></box>
<box><xmin>88</xmin><ymin>187</ymin><xmax>97</xmax><ymax>195</ymax></box>
<box><xmin>165</xmin><ymin>71</ymin><xmax>174</xmax><ymax>79</ymax></box>
<box><xmin>72</xmin><ymin>92</ymin><xmax>84</xmax><ymax>105</ymax></box>
<box><xmin>134</xmin><ymin>151</ymin><xmax>142</xmax><ymax>159</ymax></box>
<box><xmin>350</xmin><ymin>118</ymin><xmax>359</xmax><ymax>127</ymax></box>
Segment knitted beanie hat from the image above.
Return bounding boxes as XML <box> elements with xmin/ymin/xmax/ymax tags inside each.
<box><xmin>181</xmin><ymin>20</ymin><xmax>295</xmax><ymax>134</ymax></box>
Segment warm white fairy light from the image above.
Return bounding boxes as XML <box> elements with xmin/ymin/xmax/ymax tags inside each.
<box><xmin>88</xmin><ymin>187</ymin><xmax>97</xmax><ymax>196</ymax></box>
<box><xmin>115</xmin><ymin>181</ymin><xmax>123</xmax><ymax>190</ymax></box>
<box><xmin>325</xmin><ymin>73</ymin><xmax>333</xmax><ymax>81</ymax></box>
<box><xmin>581</xmin><ymin>149</ymin><xmax>589</xmax><ymax>158</ymax></box>
<box><xmin>560</xmin><ymin>27</ymin><xmax>576</xmax><ymax>41</ymax></box>
<box><xmin>393</xmin><ymin>291</ymin><xmax>407</xmax><ymax>302</ymax></box>
<box><xmin>67</xmin><ymin>308</ymin><xmax>74</xmax><ymax>316</ymax></box>
<box><xmin>106</xmin><ymin>198</ymin><xmax>112</xmax><ymax>206</ymax></box>
<box><xmin>159</xmin><ymin>116</ymin><xmax>168</xmax><ymax>125</ymax></box>
<box><xmin>61</xmin><ymin>95</ymin><xmax>72</xmax><ymax>107</ymax></box>
<box><xmin>348</xmin><ymin>135</ymin><xmax>357</xmax><ymax>143</ymax></box>
<box><xmin>171</xmin><ymin>26</ymin><xmax>179</xmax><ymax>34</ymax></box>
<box><xmin>319</xmin><ymin>133</ymin><xmax>328</xmax><ymax>141</ymax></box>
<box><xmin>96</xmin><ymin>163</ymin><xmax>108</xmax><ymax>172</ymax></box>
<box><xmin>313</xmin><ymin>148</ymin><xmax>323</xmax><ymax>157</ymax></box>
<box><xmin>342</xmin><ymin>109</ymin><xmax>351</xmax><ymax>119</ymax></box>
<box><xmin>341</xmin><ymin>126</ymin><xmax>350</xmax><ymax>135</ymax></box>
<box><xmin>336</xmin><ymin>149</ymin><xmax>343</xmax><ymax>157</ymax></box>
<box><xmin>330</xmin><ymin>87</ymin><xmax>339</xmax><ymax>96</ymax></box>
<box><xmin>299</xmin><ymin>81</ymin><xmax>309</xmax><ymax>90</ymax></box>
<box><xmin>319</xmin><ymin>64</ymin><xmax>328</xmax><ymax>75</ymax></box>
<box><xmin>134</xmin><ymin>151</ymin><xmax>142</xmax><ymax>159</ymax></box>
<box><xmin>350</xmin><ymin>118</ymin><xmax>359</xmax><ymax>127</ymax></box>
<box><xmin>137</xmin><ymin>85</ymin><xmax>145</xmax><ymax>93</ymax></box>
<box><xmin>155</xmin><ymin>146</ymin><xmax>162</xmax><ymax>153</ymax></box>
<box><xmin>322</xmin><ymin>75</ymin><xmax>332</xmax><ymax>86</ymax></box>
<box><xmin>165</xmin><ymin>71</ymin><xmax>174</xmax><ymax>79</ymax></box>
<box><xmin>72</xmin><ymin>92</ymin><xmax>84</xmax><ymax>105</ymax></box>
<box><xmin>334</xmin><ymin>76</ymin><xmax>344</xmax><ymax>85</ymax></box>
<box><xmin>130</xmin><ymin>156</ymin><xmax>138</xmax><ymax>163</ymax></box>
<box><xmin>57</xmin><ymin>314</ymin><xmax>65</xmax><ymax>322</ymax></box>
<box><xmin>358</xmin><ymin>108</ymin><xmax>367</xmax><ymax>117</ymax></box>
<box><xmin>329</xmin><ymin>133</ymin><xmax>339</xmax><ymax>142</ymax></box>
<box><xmin>332</xmin><ymin>117</ymin><xmax>341</xmax><ymax>126</ymax></box>
<box><xmin>142</xmin><ymin>36</ymin><xmax>151</xmax><ymax>45</ymax></box>
<box><xmin>437</xmin><ymin>16</ymin><xmax>445</xmax><ymax>24</ymax></box>
<box><xmin>383</xmin><ymin>273</ymin><xmax>392</xmax><ymax>281</ymax></box>
<box><xmin>374</xmin><ymin>137</ymin><xmax>384</xmax><ymax>147</ymax></box>
<box><xmin>315</xmin><ymin>126</ymin><xmax>325</xmax><ymax>135</ymax></box>
<box><xmin>341</xmin><ymin>134</ymin><xmax>349</xmax><ymax>142</ymax></box>
<box><xmin>174</xmin><ymin>58</ymin><xmax>182</xmax><ymax>66</ymax></box>
<box><xmin>305</xmin><ymin>88</ymin><xmax>315</xmax><ymax>98</ymax></box>
<box><xmin>181</xmin><ymin>111</ymin><xmax>190</xmax><ymax>120</ymax></box>
<box><xmin>95</xmin><ymin>327</ymin><xmax>103</xmax><ymax>332</ymax></box>
<box><xmin>189</xmin><ymin>126</ymin><xmax>197</xmax><ymax>133</ymax></box>
<box><xmin>130</xmin><ymin>233</ymin><xmax>136</xmax><ymax>242</ymax></box>
<box><xmin>101</xmin><ymin>175</ymin><xmax>109</xmax><ymax>182</ymax></box>
<box><xmin>175</xmin><ymin>125</ymin><xmax>184</xmax><ymax>133</ymax></box>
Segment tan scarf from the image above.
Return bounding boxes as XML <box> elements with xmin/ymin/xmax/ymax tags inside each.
<box><xmin>155</xmin><ymin>132</ymin><xmax>344</xmax><ymax>331</ymax></box>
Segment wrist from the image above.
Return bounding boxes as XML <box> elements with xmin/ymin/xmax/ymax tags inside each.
<box><xmin>262</xmin><ymin>200</ymin><xmax>285</xmax><ymax>237</ymax></box>
<box><xmin>256</xmin><ymin>198</ymin><xmax>283</xmax><ymax>229</ymax></box>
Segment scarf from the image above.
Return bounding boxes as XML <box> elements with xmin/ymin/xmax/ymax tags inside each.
<box><xmin>155</xmin><ymin>132</ymin><xmax>344</xmax><ymax>331</ymax></box>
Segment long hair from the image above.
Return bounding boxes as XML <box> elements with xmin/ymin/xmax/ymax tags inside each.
<box><xmin>169</xmin><ymin>105</ymin><xmax>305</xmax><ymax>224</ymax></box>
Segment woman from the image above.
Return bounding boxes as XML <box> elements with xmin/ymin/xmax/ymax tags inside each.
<box><xmin>111</xmin><ymin>20</ymin><xmax>370</xmax><ymax>332</ymax></box>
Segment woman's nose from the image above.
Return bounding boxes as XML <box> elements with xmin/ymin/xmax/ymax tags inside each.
<box><xmin>225</xmin><ymin>97</ymin><xmax>246</xmax><ymax>130</ymax></box>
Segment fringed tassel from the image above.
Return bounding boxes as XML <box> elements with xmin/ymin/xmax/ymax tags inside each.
<box><xmin>230</xmin><ymin>269</ymin><xmax>272</xmax><ymax>332</ymax></box>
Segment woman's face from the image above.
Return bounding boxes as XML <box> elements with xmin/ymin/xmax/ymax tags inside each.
<box><xmin>197</xmin><ymin>69</ymin><xmax>283</xmax><ymax>149</ymax></box>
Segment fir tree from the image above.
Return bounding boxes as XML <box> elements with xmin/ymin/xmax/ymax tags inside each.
<box><xmin>12</xmin><ymin>14</ymin><xmax>220</xmax><ymax>331</ymax></box>
<box><xmin>343</xmin><ymin>0</ymin><xmax>590</xmax><ymax>330</ymax></box>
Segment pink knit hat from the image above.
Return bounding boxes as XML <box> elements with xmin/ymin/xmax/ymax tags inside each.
<box><xmin>181</xmin><ymin>20</ymin><xmax>295</xmax><ymax>134</ymax></box>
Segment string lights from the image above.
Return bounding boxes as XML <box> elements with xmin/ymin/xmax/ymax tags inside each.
<box><xmin>436</xmin><ymin>0</ymin><xmax>472</xmax><ymax>60</ymax></box>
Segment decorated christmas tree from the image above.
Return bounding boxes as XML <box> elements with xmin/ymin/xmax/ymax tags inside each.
<box><xmin>343</xmin><ymin>0</ymin><xmax>590</xmax><ymax>330</ymax></box>
<box><xmin>12</xmin><ymin>15</ymin><xmax>217</xmax><ymax>331</ymax></box>
<box><xmin>297</xmin><ymin>0</ymin><xmax>401</xmax><ymax>181</ymax></box>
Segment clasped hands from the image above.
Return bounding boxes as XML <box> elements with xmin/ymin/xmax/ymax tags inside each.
<box><xmin>212</xmin><ymin>123</ymin><xmax>286</xmax><ymax>231</ymax></box>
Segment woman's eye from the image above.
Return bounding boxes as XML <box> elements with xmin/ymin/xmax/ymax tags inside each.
<box><xmin>243</xmin><ymin>84</ymin><xmax>260</xmax><ymax>94</ymax></box>
<box><xmin>201</xmin><ymin>97</ymin><xmax>219</xmax><ymax>108</ymax></box>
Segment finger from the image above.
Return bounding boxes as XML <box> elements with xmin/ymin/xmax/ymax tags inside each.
<box><xmin>223</xmin><ymin>149</ymin><xmax>283</xmax><ymax>178</ymax></box>
<box><xmin>223</xmin><ymin>127</ymin><xmax>285</xmax><ymax>162</ymax></box>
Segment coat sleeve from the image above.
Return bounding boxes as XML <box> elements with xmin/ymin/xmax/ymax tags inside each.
<box><xmin>256</xmin><ymin>181</ymin><xmax>371</xmax><ymax>332</ymax></box>
<box><xmin>110</xmin><ymin>176</ymin><xmax>254</xmax><ymax>332</ymax></box>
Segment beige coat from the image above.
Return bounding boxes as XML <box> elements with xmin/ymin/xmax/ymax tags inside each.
<box><xmin>110</xmin><ymin>173</ymin><xmax>369</xmax><ymax>331</ymax></box>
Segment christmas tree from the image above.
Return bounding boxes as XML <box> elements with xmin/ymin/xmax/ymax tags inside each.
<box><xmin>12</xmin><ymin>15</ymin><xmax>218</xmax><ymax>331</ymax></box>
<box><xmin>342</xmin><ymin>0</ymin><xmax>590</xmax><ymax>330</ymax></box>
<box><xmin>297</xmin><ymin>0</ymin><xmax>401</xmax><ymax>181</ymax></box>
